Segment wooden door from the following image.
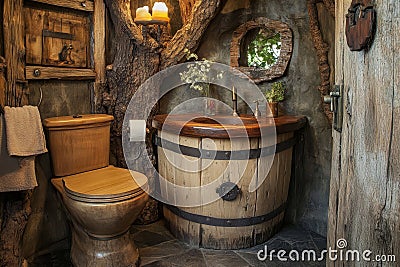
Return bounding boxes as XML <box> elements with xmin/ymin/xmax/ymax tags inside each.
<box><xmin>328</xmin><ymin>0</ymin><xmax>399</xmax><ymax>266</ymax></box>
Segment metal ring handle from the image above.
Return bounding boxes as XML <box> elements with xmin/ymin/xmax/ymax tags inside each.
<box><xmin>37</xmin><ymin>87</ymin><xmax>43</xmax><ymax>107</ymax></box>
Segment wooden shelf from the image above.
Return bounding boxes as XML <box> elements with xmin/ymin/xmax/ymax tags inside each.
<box><xmin>25</xmin><ymin>66</ymin><xmax>96</xmax><ymax>80</ymax></box>
<box><xmin>28</xmin><ymin>0</ymin><xmax>94</xmax><ymax>12</ymax></box>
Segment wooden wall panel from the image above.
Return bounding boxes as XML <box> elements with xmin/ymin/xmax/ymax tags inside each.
<box><xmin>328</xmin><ymin>0</ymin><xmax>400</xmax><ymax>266</ymax></box>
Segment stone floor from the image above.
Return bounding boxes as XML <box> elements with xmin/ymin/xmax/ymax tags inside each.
<box><xmin>29</xmin><ymin>220</ymin><xmax>327</xmax><ymax>267</ymax></box>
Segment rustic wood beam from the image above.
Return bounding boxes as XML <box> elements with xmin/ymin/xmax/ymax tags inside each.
<box><xmin>3</xmin><ymin>0</ymin><xmax>26</xmax><ymax>107</ymax></box>
<box><xmin>25</xmin><ymin>66</ymin><xmax>96</xmax><ymax>80</ymax></box>
<box><xmin>28</xmin><ymin>0</ymin><xmax>94</xmax><ymax>12</ymax></box>
<box><xmin>93</xmin><ymin>0</ymin><xmax>107</xmax><ymax>113</ymax></box>
<box><xmin>161</xmin><ymin>0</ymin><xmax>228</xmax><ymax>68</ymax></box>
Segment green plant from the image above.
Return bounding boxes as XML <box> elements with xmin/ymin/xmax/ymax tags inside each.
<box><xmin>247</xmin><ymin>31</ymin><xmax>281</xmax><ymax>69</ymax></box>
<box><xmin>265</xmin><ymin>81</ymin><xmax>286</xmax><ymax>103</ymax></box>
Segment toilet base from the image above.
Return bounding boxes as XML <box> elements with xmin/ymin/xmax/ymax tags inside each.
<box><xmin>71</xmin><ymin>224</ymin><xmax>139</xmax><ymax>267</ymax></box>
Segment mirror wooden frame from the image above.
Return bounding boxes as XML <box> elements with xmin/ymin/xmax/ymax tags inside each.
<box><xmin>230</xmin><ymin>18</ymin><xmax>293</xmax><ymax>84</ymax></box>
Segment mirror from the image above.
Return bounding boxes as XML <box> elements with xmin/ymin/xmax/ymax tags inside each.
<box><xmin>243</xmin><ymin>30</ymin><xmax>281</xmax><ymax>69</ymax></box>
<box><xmin>231</xmin><ymin>18</ymin><xmax>292</xmax><ymax>83</ymax></box>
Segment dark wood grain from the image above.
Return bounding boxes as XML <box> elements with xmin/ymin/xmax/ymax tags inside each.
<box><xmin>345</xmin><ymin>0</ymin><xmax>375</xmax><ymax>51</ymax></box>
<box><xmin>153</xmin><ymin>114</ymin><xmax>306</xmax><ymax>138</ymax></box>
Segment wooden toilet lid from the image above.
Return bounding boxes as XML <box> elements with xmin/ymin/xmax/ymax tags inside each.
<box><xmin>62</xmin><ymin>166</ymin><xmax>148</xmax><ymax>199</ymax></box>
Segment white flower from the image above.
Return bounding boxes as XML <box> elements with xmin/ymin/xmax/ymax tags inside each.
<box><xmin>180</xmin><ymin>49</ymin><xmax>225</xmax><ymax>95</ymax></box>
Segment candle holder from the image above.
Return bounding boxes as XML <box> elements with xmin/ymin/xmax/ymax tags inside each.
<box><xmin>135</xmin><ymin>19</ymin><xmax>169</xmax><ymax>44</ymax></box>
<box><xmin>134</xmin><ymin>2</ymin><xmax>170</xmax><ymax>44</ymax></box>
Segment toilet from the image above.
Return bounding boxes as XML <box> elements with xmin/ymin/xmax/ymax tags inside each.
<box><xmin>44</xmin><ymin>114</ymin><xmax>149</xmax><ymax>267</ymax></box>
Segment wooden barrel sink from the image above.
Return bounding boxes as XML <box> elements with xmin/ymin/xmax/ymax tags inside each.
<box><xmin>153</xmin><ymin>114</ymin><xmax>306</xmax><ymax>249</ymax></box>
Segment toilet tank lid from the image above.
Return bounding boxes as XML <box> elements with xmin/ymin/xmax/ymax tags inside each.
<box><xmin>43</xmin><ymin>114</ymin><xmax>114</xmax><ymax>128</ymax></box>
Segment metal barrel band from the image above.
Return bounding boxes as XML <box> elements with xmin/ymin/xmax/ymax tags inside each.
<box><xmin>164</xmin><ymin>203</ymin><xmax>286</xmax><ymax>227</ymax></box>
<box><xmin>154</xmin><ymin>135</ymin><xmax>297</xmax><ymax>160</ymax></box>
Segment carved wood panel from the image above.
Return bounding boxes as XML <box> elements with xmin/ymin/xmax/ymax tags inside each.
<box><xmin>24</xmin><ymin>6</ymin><xmax>90</xmax><ymax>68</ymax></box>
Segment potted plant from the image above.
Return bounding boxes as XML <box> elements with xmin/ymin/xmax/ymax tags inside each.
<box><xmin>265</xmin><ymin>81</ymin><xmax>286</xmax><ymax>117</ymax></box>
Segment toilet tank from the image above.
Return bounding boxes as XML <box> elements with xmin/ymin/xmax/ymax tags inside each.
<box><xmin>43</xmin><ymin>114</ymin><xmax>114</xmax><ymax>177</ymax></box>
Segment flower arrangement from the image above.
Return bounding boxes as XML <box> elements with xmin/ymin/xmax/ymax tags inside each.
<box><xmin>179</xmin><ymin>49</ymin><xmax>223</xmax><ymax>96</ymax></box>
<box><xmin>265</xmin><ymin>81</ymin><xmax>286</xmax><ymax>103</ymax></box>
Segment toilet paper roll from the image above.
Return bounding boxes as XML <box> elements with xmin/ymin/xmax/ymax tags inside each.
<box><xmin>129</xmin><ymin>120</ymin><xmax>146</xmax><ymax>142</ymax></box>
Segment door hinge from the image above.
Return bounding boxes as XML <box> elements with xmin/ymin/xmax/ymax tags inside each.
<box><xmin>324</xmin><ymin>85</ymin><xmax>343</xmax><ymax>132</ymax></box>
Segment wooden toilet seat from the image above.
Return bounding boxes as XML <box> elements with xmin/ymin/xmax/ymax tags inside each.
<box><xmin>58</xmin><ymin>166</ymin><xmax>148</xmax><ymax>203</ymax></box>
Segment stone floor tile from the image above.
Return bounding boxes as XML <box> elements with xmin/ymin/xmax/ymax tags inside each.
<box><xmin>201</xmin><ymin>249</ymin><xmax>251</xmax><ymax>267</ymax></box>
<box><xmin>141</xmin><ymin>249</ymin><xmax>207</xmax><ymax>267</ymax></box>
<box><xmin>139</xmin><ymin>240</ymin><xmax>190</xmax><ymax>265</ymax></box>
<box><xmin>235</xmin><ymin>252</ymin><xmax>268</xmax><ymax>266</ymax></box>
<box><xmin>310</xmin><ymin>235</ymin><xmax>327</xmax><ymax>252</ymax></box>
<box><xmin>28</xmin><ymin>221</ymin><xmax>327</xmax><ymax>267</ymax></box>
<box><xmin>133</xmin><ymin>230</ymin><xmax>174</xmax><ymax>248</ymax></box>
<box><xmin>133</xmin><ymin>220</ymin><xmax>170</xmax><ymax>233</ymax></box>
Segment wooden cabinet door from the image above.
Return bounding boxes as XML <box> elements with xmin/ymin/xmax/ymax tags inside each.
<box><xmin>24</xmin><ymin>7</ymin><xmax>89</xmax><ymax>68</ymax></box>
<box><xmin>327</xmin><ymin>0</ymin><xmax>399</xmax><ymax>266</ymax></box>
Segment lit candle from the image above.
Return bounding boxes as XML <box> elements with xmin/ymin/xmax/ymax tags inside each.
<box><xmin>232</xmin><ymin>86</ymin><xmax>236</xmax><ymax>100</ymax></box>
<box><xmin>135</xmin><ymin>6</ymin><xmax>152</xmax><ymax>21</ymax></box>
<box><xmin>152</xmin><ymin>2</ymin><xmax>170</xmax><ymax>22</ymax></box>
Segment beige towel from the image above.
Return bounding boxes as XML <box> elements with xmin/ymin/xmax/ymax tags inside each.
<box><xmin>4</xmin><ymin>106</ymin><xmax>47</xmax><ymax>156</ymax></box>
<box><xmin>0</xmin><ymin>115</ymin><xmax>38</xmax><ymax>191</ymax></box>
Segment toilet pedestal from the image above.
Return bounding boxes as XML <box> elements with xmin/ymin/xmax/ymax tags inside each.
<box><xmin>44</xmin><ymin>116</ymin><xmax>149</xmax><ymax>266</ymax></box>
<box><xmin>71</xmin><ymin>223</ymin><xmax>139</xmax><ymax>267</ymax></box>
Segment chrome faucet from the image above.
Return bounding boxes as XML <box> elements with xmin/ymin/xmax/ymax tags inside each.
<box><xmin>232</xmin><ymin>86</ymin><xmax>239</xmax><ymax>117</ymax></box>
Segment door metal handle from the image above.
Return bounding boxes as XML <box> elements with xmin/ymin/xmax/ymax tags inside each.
<box><xmin>325</xmin><ymin>85</ymin><xmax>343</xmax><ymax>132</ymax></box>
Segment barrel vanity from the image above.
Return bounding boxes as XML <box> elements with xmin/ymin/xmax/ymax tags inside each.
<box><xmin>153</xmin><ymin>114</ymin><xmax>306</xmax><ymax>249</ymax></box>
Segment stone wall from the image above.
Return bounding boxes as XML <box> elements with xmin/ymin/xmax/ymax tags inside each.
<box><xmin>161</xmin><ymin>0</ymin><xmax>334</xmax><ymax>236</ymax></box>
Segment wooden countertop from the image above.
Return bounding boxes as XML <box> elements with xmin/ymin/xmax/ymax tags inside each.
<box><xmin>152</xmin><ymin>114</ymin><xmax>307</xmax><ymax>138</ymax></box>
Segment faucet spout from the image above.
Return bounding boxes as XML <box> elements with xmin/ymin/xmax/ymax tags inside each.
<box><xmin>232</xmin><ymin>86</ymin><xmax>239</xmax><ymax>117</ymax></box>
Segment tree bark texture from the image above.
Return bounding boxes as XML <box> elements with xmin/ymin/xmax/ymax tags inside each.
<box><xmin>102</xmin><ymin>0</ymin><xmax>227</xmax><ymax>223</ymax></box>
<box><xmin>321</xmin><ymin>0</ymin><xmax>335</xmax><ymax>18</ymax></box>
<box><xmin>0</xmin><ymin>192</ymin><xmax>32</xmax><ymax>267</ymax></box>
<box><xmin>0</xmin><ymin>0</ymin><xmax>32</xmax><ymax>265</ymax></box>
<box><xmin>307</xmin><ymin>0</ymin><xmax>335</xmax><ymax>123</ymax></box>
<box><xmin>178</xmin><ymin>0</ymin><xmax>196</xmax><ymax>25</ymax></box>
<box><xmin>328</xmin><ymin>0</ymin><xmax>399</xmax><ymax>266</ymax></box>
